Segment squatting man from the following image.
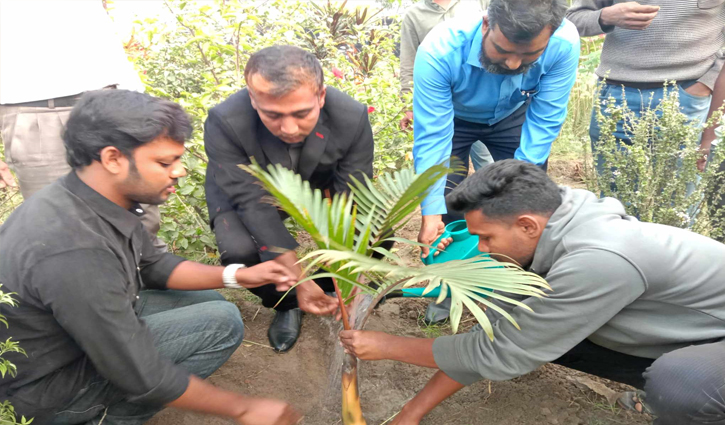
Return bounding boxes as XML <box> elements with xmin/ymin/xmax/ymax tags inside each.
<box><xmin>341</xmin><ymin>159</ymin><xmax>725</xmax><ymax>425</ymax></box>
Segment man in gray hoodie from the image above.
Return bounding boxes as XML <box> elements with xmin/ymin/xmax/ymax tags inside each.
<box><xmin>340</xmin><ymin>159</ymin><xmax>725</xmax><ymax>425</ymax></box>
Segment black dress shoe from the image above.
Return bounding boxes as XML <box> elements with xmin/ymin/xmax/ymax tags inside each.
<box><xmin>268</xmin><ymin>308</ymin><xmax>303</xmax><ymax>353</ymax></box>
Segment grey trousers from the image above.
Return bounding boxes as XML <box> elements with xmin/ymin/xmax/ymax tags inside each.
<box><xmin>643</xmin><ymin>340</ymin><xmax>725</xmax><ymax>425</ymax></box>
<box><xmin>0</xmin><ymin>103</ymin><xmax>165</xmax><ymax>248</ymax></box>
<box><xmin>554</xmin><ymin>337</ymin><xmax>725</xmax><ymax>425</ymax></box>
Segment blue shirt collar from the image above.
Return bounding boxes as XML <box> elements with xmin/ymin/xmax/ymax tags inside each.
<box><xmin>466</xmin><ymin>23</ymin><xmax>485</xmax><ymax>69</ymax></box>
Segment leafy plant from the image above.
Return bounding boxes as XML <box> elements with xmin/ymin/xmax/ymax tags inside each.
<box><xmin>242</xmin><ymin>161</ymin><xmax>549</xmax><ymax>424</ymax></box>
<box><xmin>0</xmin><ymin>285</ymin><xmax>31</xmax><ymax>425</ymax></box>
<box><xmin>584</xmin><ymin>82</ymin><xmax>725</xmax><ymax>238</ymax></box>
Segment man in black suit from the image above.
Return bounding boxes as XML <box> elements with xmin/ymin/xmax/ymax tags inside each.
<box><xmin>204</xmin><ymin>45</ymin><xmax>374</xmax><ymax>352</ymax></box>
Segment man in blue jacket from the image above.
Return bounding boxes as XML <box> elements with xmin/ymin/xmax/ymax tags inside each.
<box><xmin>413</xmin><ymin>0</ymin><xmax>579</xmax><ymax>322</ymax></box>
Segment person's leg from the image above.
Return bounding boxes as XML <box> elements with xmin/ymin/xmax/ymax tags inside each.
<box><xmin>552</xmin><ymin>338</ymin><xmax>654</xmax><ymax>389</ymax></box>
<box><xmin>50</xmin><ymin>291</ymin><xmax>243</xmax><ymax>425</ymax></box>
<box><xmin>442</xmin><ymin>118</ymin><xmax>488</xmax><ymax>224</ymax></box>
<box><xmin>212</xmin><ymin>209</ymin><xmax>299</xmax><ymax>311</ymax></box>
<box><xmin>643</xmin><ymin>340</ymin><xmax>725</xmax><ymax>425</ymax></box>
<box><xmin>0</xmin><ymin>105</ymin><xmax>73</xmax><ymax>198</ymax></box>
<box><xmin>426</xmin><ymin>118</ymin><xmax>485</xmax><ymax>324</ymax></box>
<box><xmin>478</xmin><ymin>101</ymin><xmax>528</xmax><ymax>163</ymax></box>
<box><xmin>469</xmin><ymin>141</ymin><xmax>494</xmax><ymax>171</ymax></box>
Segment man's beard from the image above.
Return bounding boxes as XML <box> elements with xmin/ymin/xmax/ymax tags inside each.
<box><xmin>479</xmin><ymin>31</ymin><xmax>533</xmax><ymax>76</ymax></box>
<box><xmin>121</xmin><ymin>160</ymin><xmax>171</xmax><ymax>206</ymax></box>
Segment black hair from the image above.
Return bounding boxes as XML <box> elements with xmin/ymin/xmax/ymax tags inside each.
<box><xmin>244</xmin><ymin>45</ymin><xmax>324</xmax><ymax>96</ymax></box>
<box><xmin>62</xmin><ymin>89</ymin><xmax>192</xmax><ymax>169</ymax></box>
<box><xmin>446</xmin><ymin>159</ymin><xmax>562</xmax><ymax>219</ymax></box>
<box><xmin>488</xmin><ymin>0</ymin><xmax>568</xmax><ymax>43</ymax></box>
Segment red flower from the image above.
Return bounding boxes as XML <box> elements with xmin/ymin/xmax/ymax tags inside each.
<box><xmin>367</xmin><ymin>106</ymin><xmax>375</xmax><ymax>113</ymax></box>
<box><xmin>332</xmin><ymin>67</ymin><xmax>343</xmax><ymax>79</ymax></box>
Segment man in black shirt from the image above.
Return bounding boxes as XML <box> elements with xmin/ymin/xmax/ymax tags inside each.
<box><xmin>204</xmin><ymin>45</ymin><xmax>374</xmax><ymax>352</ymax></box>
<box><xmin>0</xmin><ymin>90</ymin><xmax>308</xmax><ymax>424</ymax></box>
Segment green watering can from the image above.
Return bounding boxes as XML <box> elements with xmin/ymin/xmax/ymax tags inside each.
<box><xmin>388</xmin><ymin>220</ymin><xmax>487</xmax><ymax>299</ymax></box>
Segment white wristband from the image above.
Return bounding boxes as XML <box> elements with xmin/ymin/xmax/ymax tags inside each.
<box><xmin>222</xmin><ymin>264</ymin><xmax>246</xmax><ymax>289</ymax></box>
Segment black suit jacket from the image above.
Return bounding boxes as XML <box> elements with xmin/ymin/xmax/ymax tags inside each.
<box><xmin>204</xmin><ymin>87</ymin><xmax>374</xmax><ymax>261</ymax></box>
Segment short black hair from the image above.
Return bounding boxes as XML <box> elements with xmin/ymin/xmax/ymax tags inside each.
<box><xmin>63</xmin><ymin>90</ymin><xmax>192</xmax><ymax>169</ymax></box>
<box><xmin>446</xmin><ymin>159</ymin><xmax>562</xmax><ymax>219</ymax></box>
<box><xmin>244</xmin><ymin>45</ymin><xmax>324</xmax><ymax>97</ymax></box>
<box><xmin>488</xmin><ymin>0</ymin><xmax>568</xmax><ymax>43</ymax></box>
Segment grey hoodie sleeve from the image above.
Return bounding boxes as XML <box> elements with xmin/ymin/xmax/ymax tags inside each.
<box><xmin>566</xmin><ymin>0</ymin><xmax>615</xmax><ymax>37</ymax></box>
<box><xmin>399</xmin><ymin>13</ymin><xmax>420</xmax><ymax>96</ymax></box>
<box><xmin>432</xmin><ymin>249</ymin><xmax>646</xmax><ymax>385</ymax></box>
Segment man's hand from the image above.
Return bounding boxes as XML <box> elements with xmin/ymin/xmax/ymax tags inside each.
<box><xmin>0</xmin><ymin>160</ymin><xmax>17</xmax><ymax>189</ymax></box>
<box><xmin>600</xmin><ymin>2</ymin><xmax>659</xmax><ymax>30</ymax></box>
<box><xmin>296</xmin><ymin>281</ymin><xmax>338</xmax><ymax>315</ymax></box>
<box><xmin>418</xmin><ymin>214</ymin><xmax>445</xmax><ymax>258</ymax></box>
<box><xmin>684</xmin><ymin>82</ymin><xmax>713</xmax><ymax>98</ymax></box>
<box><xmin>400</xmin><ymin>110</ymin><xmax>414</xmax><ymax>130</ymax></box>
<box><xmin>339</xmin><ymin>330</ymin><xmax>392</xmax><ymax>360</ymax></box>
<box><xmin>234</xmin><ymin>398</ymin><xmax>302</xmax><ymax>425</ymax></box>
<box><xmin>698</xmin><ymin>139</ymin><xmax>714</xmax><ymax>172</ymax></box>
<box><xmin>272</xmin><ymin>250</ymin><xmax>338</xmax><ymax>315</ymax></box>
<box><xmin>236</xmin><ymin>262</ymin><xmax>297</xmax><ymax>291</ymax></box>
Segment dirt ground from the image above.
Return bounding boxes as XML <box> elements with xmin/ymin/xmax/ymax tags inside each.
<box><xmin>150</xmin><ymin>162</ymin><xmax>652</xmax><ymax>425</ymax></box>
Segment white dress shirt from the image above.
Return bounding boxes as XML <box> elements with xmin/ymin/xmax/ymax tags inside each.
<box><xmin>0</xmin><ymin>0</ymin><xmax>144</xmax><ymax>104</ymax></box>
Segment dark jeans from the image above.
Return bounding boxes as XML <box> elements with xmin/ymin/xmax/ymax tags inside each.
<box><xmin>213</xmin><ymin>210</ymin><xmax>335</xmax><ymax>311</ymax></box>
<box><xmin>49</xmin><ymin>290</ymin><xmax>244</xmax><ymax>425</ymax></box>
<box><xmin>554</xmin><ymin>338</ymin><xmax>725</xmax><ymax>425</ymax></box>
<box><xmin>444</xmin><ymin>103</ymin><xmax>542</xmax><ymax>223</ymax></box>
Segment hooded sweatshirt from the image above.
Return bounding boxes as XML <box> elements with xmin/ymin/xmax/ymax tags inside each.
<box><xmin>432</xmin><ymin>187</ymin><xmax>725</xmax><ymax>385</ymax></box>
<box><xmin>399</xmin><ymin>0</ymin><xmax>488</xmax><ymax>95</ymax></box>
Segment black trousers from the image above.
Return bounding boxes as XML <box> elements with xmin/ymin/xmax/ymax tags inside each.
<box><xmin>213</xmin><ymin>210</ymin><xmax>335</xmax><ymax>311</ymax></box>
<box><xmin>552</xmin><ymin>338</ymin><xmax>654</xmax><ymax>389</ymax></box>
<box><xmin>443</xmin><ymin>102</ymin><xmax>546</xmax><ymax>223</ymax></box>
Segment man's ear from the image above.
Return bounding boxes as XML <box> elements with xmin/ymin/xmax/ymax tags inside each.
<box><xmin>99</xmin><ymin>146</ymin><xmax>129</xmax><ymax>176</ymax></box>
<box><xmin>318</xmin><ymin>86</ymin><xmax>327</xmax><ymax>109</ymax></box>
<box><xmin>482</xmin><ymin>15</ymin><xmax>489</xmax><ymax>33</ymax></box>
<box><xmin>516</xmin><ymin>214</ymin><xmax>543</xmax><ymax>239</ymax></box>
<box><xmin>248</xmin><ymin>90</ymin><xmax>259</xmax><ymax>111</ymax></box>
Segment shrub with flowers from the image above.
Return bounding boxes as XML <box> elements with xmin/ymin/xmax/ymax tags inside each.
<box><xmin>125</xmin><ymin>0</ymin><xmax>411</xmax><ymax>258</ymax></box>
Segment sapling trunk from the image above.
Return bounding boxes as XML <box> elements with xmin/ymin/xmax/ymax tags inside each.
<box><xmin>334</xmin><ymin>278</ymin><xmax>367</xmax><ymax>425</ymax></box>
<box><xmin>336</xmin><ymin>278</ymin><xmax>412</xmax><ymax>425</ymax></box>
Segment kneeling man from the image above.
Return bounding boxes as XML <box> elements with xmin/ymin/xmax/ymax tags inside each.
<box><xmin>341</xmin><ymin>160</ymin><xmax>725</xmax><ymax>425</ymax></box>
<box><xmin>204</xmin><ymin>45</ymin><xmax>374</xmax><ymax>352</ymax></box>
<box><xmin>0</xmin><ymin>90</ymin><xmax>305</xmax><ymax>425</ymax></box>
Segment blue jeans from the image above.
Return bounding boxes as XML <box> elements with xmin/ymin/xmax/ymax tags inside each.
<box><xmin>49</xmin><ymin>290</ymin><xmax>244</xmax><ymax>425</ymax></box>
<box><xmin>590</xmin><ymin>82</ymin><xmax>711</xmax><ymax>146</ymax></box>
<box><xmin>469</xmin><ymin>141</ymin><xmax>494</xmax><ymax>171</ymax></box>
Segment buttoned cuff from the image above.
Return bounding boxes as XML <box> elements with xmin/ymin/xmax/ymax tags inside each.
<box><xmin>421</xmin><ymin>194</ymin><xmax>447</xmax><ymax>216</ymax></box>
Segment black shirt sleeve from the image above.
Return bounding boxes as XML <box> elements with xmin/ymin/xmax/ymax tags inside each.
<box><xmin>33</xmin><ymin>249</ymin><xmax>190</xmax><ymax>405</ymax></box>
<box><xmin>139</xmin><ymin>228</ymin><xmax>186</xmax><ymax>290</ymax></box>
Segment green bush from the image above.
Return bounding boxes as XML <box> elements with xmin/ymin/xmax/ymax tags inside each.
<box><xmin>584</xmin><ymin>82</ymin><xmax>725</xmax><ymax>238</ymax></box>
<box><xmin>0</xmin><ymin>286</ymin><xmax>31</xmax><ymax>425</ymax></box>
<box><xmin>126</xmin><ymin>0</ymin><xmax>411</xmax><ymax>258</ymax></box>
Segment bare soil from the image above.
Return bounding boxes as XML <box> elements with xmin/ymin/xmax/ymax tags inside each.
<box><xmin>150</xmin><ymin>165</ymin><xmax>652</xmax><ymax>425</ymax></box>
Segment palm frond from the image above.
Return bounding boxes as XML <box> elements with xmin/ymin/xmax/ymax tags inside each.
<box><xmin>348</xmin><ymin>163</ymin><xmax>452</xmax><ymax>243</ymax></box>
<box><xmin>300</xmin><ymin>250</ymin><xmax>550</xmax><ymax>339</ymax></box>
